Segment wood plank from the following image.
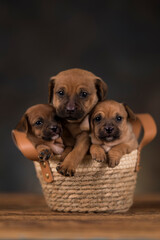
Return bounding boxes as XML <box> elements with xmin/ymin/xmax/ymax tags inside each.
<box><xmin>0</xmin><ymin>194</ymin><xmax>160</xmax><ymax>239</ymax></box>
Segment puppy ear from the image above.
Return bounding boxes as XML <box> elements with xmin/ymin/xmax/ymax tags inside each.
<box><xmin>90</xmin><ymin>116</ymin><xmax>94</xmax><ymax>131</ymax></box>
<box><xmin>89</xmin><ymin>111</ymin><xmax>95</xmax><ymax>131</ymax></box>
<box><xmin>48</xmin><ymin>76</ymin><xmax>56</xmax><ymax>104</ymax></box>
<box><xmin>15</xmin><ymin>114</ymin><xmax>29</xmax><ymax>133</ymax></box>
<box><xmin>80</xmin><ymin>115</ymin><xmax>90</xmax><ymax>131</ymax></box>
<box><xmin>95</xmin><ymin>77</ymin><xmax>108</xmax><ymax>101</ymax></box>
<box><xmin>123</xmin><ymin>103</ymin><xmax>136</xmax><ymax>120</ymax></box>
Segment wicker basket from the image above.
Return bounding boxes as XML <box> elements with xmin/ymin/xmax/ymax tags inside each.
<box><xmin>12</xmin><ymin>114</ymin><xmax>157</xmax><ymax>213</ymax></box>
<box><xmin>34</xmin><ymin>150</ymin><xmax>137</xmax><ymax>212</ymax></box>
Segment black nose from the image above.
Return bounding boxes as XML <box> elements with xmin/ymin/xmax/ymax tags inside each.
<box><xmin>66</xmin><ymin>105</ymin><xmax>75</xmax><ymax>113</ymax></box>
<box><xmin>66</xmin><ymin>101</ymin><xmax>76</xmax><ymax>113</ymax></box>
<box><xmin>105</xmin><ymin>126</ymin><xmax>114</xmax><ymax>134</ymax></box>
<box><xmin>50</xmin><ymin>126</ymin><xmax>58</xmax><ymax>132</ymax></box>
<box><xmin>66</xmin><ymin>108</ymin><xmax>75</xmax><ymax>113</ymax></box>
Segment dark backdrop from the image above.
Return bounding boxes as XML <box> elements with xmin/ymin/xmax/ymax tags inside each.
<box><xmin>0</xmin><ymin>0</ymin><xmax>159</xmax><ymax>193</ymax></box>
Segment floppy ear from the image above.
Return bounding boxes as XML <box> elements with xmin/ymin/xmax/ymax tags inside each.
<box><xmin>80</xmin><ymin>115</ymin><xmax>90</xmax><ymax>131</ymax></box>
<box><xmin>48</xmin><ymin>76</ymin><xmax>56</xmax><ymax>104</ymax></box>
<box><xmin>88</xmin><ymin>111</ymin><xmax>95</xmax><ymax>132</ymax></box>
<box><xmin>123</xmin><ymin>103</ymin><xmax>136</xmax><ymax>120</ymax></box>
<box><xmin>95</xmin><ymin>77</ymin><xmax>108</xmax><ymax>101</ymax></box>
<box><xmin>15</xmin><ymin>114</ymin><xmax>29</xmax><ymax>133</ymax></box>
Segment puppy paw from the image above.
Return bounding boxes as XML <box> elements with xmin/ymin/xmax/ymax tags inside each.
<box><xmin>108</xmin><ymin>151</ymin><xmax>121</xmax><ymax>168</ymax></box>
<box><xmin>91</xmin><ymin>147</ymin><xmax>107</xmax><ymax>163</ymax></box>
<box><xmin>38</xmin><ymin>149</ymin><xmax>53</xmax><ymax>161</ymax></box>
<box><xmin>56</xmin><ymin>162</ymin><xmax>75</xmax><ymax>177</ymax></box>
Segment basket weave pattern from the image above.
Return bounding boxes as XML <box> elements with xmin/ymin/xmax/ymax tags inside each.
<box><xmin>34</xmin><ymin>149</ymin><xmax>138</xmax><ymax>213</ymax></box>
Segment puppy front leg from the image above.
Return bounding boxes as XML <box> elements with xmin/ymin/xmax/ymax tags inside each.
<box><xmin>60</xmin><ymin>146</ymin><xmax>73</xmax><ymax>161</ymax></box>
<box><xmin>56</xmin><ymin>132</ymin><xmax>89</xmax><ymax>176</ymax></box>
<box><xmin>108</xmin><ymin>143</ymin><xmax>129</xmax><ymax>168</ymax></box>
<box><xmin>36</xmin><ymin>145</ymin><xmax>53</xmax><ymax>161</ymax></box>
<box><xmin>90</xmin><ymin>144</ymin><xmax>106</xmax><ymax>162</ymax></box>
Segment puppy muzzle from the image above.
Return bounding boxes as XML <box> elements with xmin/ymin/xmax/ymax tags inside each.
<box><xmin>57</xmin><ymin>107</ymin><xmax>85</xmax><ymax>121</ymax></box>
<box><xmin>42</xmin><ymin>125</ymin><xmax>62</xmax><ymax>141</ymax></box>
<box><xmin>98</xmin><ymin>126</ymin><xmax>120</xmax><ymax>142</ymax></box>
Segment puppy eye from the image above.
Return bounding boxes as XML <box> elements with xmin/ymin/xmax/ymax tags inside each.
<box><xmin>94</xmin><ymin>115</ymin><xmax>102</xmax><ymax>122</ymax></box>
<box><xmin>79</xmin><ymin>91</ymin><xmax>88</xmax><ymax>98</ymax></box>
<box><xmin>57</xmin><ymin>90</ymin><xmax>64</xmax><ymax>97</ymax></box>
<box><xmin>35</xmin><ymin>120</ymin><xmax>43</xmax><ymax>126</ymax></box>
<box><xmin>116</xmin><ymin>115</ymin><xmax>122</xmax><ymax>122</ymax></box>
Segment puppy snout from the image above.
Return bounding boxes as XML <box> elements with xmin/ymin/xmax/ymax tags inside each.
<box><xmin>105</xmin><ymin>126</ymin><xmax>114</xmax><ymax>134</ymax></box>
<box><xmin>66</xmin><ymin>101</ymin><xmax>76</xmax><ymax>113</ymax></box>
<box><xmin>49</xmin><ymin>126</ymin><xmax>58</xmax><ymax>132</ymax></box>
<box><xmin>66</xmin><ymin>107</ymin><xmax>75</xmax><ymax>113</ymax></box>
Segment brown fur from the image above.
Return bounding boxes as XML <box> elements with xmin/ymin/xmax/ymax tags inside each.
<box><xmin>16</xmin><ymin>104</ymin><xmax>66</xmax><ymax>161</ymax></box>
<box><xmin>90</xmin><ymin>100</ymin><xmax>138</xmax><ymax>167</ymax></box>
<box><xmin>49</xmin><ymin>68</ymin><xmax>108</xmax><ymax>176</ymax></box>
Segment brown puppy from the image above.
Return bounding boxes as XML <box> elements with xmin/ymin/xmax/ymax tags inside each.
<box><xmin>49</xmin><ymin>68</ymin><xmax>108</xmax><ymax>176</ymax></box>
<box><xmin>90</xmin><ymin>100</ymin><xmax>138</xmax><ymax>167</ymax></box>
<box><xmin>16</xmin><ymin>104</ymin><xmax>65</xmax><ymax>161</ymax></box>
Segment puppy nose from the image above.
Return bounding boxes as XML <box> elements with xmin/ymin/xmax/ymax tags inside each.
<box><xmin>105</xmin><ymin>126</ymin><xmax>114</xmax><ymax>134</ymax></box>
<box><xmin>50</xmin><ymin>126</ymin><xmax>58</xmax><ymax>132</ymax></box>
<box><xmin>66</xmin><ymin>102</ymin><xmax>75</xmax><ymax>113</ymax></box>
<box><xmin>66</xmin><ymin>99</ymin><xmax>75</xmax><ymax>113</ymax></box>
<box><xmin>66</xmin><ymin>106</ymin><xmax>75</xmax><ymax>113</ymax></box>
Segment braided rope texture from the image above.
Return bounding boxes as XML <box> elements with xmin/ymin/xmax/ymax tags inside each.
<box><xmin>34</xmin><ymin>150</ymin><xmax>138</xmax><ymax>213</ymax></box>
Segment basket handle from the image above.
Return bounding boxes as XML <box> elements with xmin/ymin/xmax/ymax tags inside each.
<box><xmin>12</xmin><ymin>130</ymin><xmax>54</xmax><ymax>183</ymax></box>
<box><xmin>132</xmin><ymin>114</ymin><xmax>157</xmax><ymax>171</ymax></box>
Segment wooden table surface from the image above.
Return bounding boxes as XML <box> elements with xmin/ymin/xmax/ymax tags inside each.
<box><xmin>0</xmin><ymin>194</ymin><xmax>160</xmax><ymax>239</ymax></box>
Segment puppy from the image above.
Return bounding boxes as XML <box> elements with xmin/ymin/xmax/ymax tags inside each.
<box><xmin>48</xmin><ymin>68</ymin><xmax>108</xmax><ymax>176</ymax></box>
<box><xmin>90</xmin><ymin>100</ymin><xmax>138</xmax><ymax>167</ymax></box>
<box><xmin>15</xmin><ymin>104</ymin><xmax>65</xmax><ymax>161</ymax></box>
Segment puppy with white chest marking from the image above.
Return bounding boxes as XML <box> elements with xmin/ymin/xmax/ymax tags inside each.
<box><xmin>15</xmin><ymin>104</ymin><xmax>65</xmax><ymax>161</ymax></box>
<box><xmin>90</xmin><ymin>100</ymin><xmax>138</xmax><ymax>167</ymax></box>
<box><xmin>48</xmin><ymin>68</ymin><xmax>108</xmax><ymax>176</ymax></box>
